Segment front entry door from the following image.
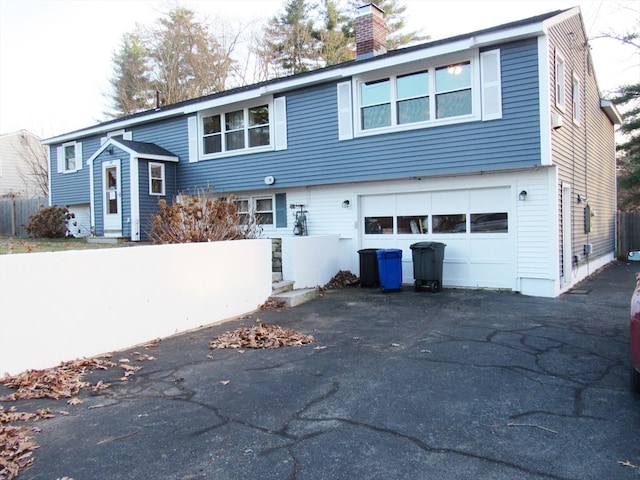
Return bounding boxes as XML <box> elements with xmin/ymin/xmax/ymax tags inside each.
<box><xmin>103</xmin><ymin>160</ymin><xmax>122</xmax><ymax>236</ymax></box>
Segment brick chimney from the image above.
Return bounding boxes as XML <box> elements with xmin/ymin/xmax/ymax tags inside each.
<box><xmin>356</xmin><ymin>3</ymin><xmax>387</xmax><ymax>60</ymax></box>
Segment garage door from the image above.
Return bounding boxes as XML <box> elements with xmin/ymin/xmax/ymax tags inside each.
<box><xmin>360</xmin><ymin>188</ymin><xmax>515</xmax><ymax>290</ymax></box>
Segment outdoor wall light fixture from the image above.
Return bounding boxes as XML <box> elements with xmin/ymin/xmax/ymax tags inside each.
<box><xmin>342</xmin><ymin>199</ymin><xmax>350</xmax><ymax>208</ymax></box>
<box><xmin>106</xmin><ymin>147</ymin><xmax>114</xmax><ymax>155</ymax></box>
<box><xmin>519</xmin><ymin>190</ymin><xmax>527</xmax><ymax>201</ymax></box>
<box><xmin>577</xmin><ymin>194</ymin><xmax>588</xmax><ymax>203</ymax></box>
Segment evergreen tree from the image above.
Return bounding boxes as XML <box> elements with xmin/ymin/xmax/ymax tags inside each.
<box><xmin>614</xmin><ymin>82</ymin><xmax>640</xmax><ymax>210</ymax></box>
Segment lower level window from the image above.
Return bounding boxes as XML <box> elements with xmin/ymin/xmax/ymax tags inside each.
<box><xmin>233</xmin><ymin>197</ymin><xmax>273</xmax><ymax>225</ymax></box>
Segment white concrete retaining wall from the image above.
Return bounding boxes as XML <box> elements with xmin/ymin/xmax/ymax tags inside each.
<box><xmin>282</xmin><ymin>235</ymin><xmax>342</xmax><ymax>289</ymax></box>
<box><xmin>0</xmin><ymin>240</ymin><xmax>272</xmax><ymax>376</ymax></box>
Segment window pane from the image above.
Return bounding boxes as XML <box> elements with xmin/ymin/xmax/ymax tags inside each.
<box><xmin>203</xmin><ymin>115</ymin><xmax>221</xmax><ymax>134</ymax></box>
<box><xmin>361</xmin><ymin>79</ymin><xmax>390</xmax><ymax>105</ymax></box>
<box><xmin>433</xmin><ymin>214</ymin><xmax>466</xmax><ymax>233</ymax></box>
<box><xmin>397</xmin><ymin>71</ymin><xmax>428</xmax><ymax>99</ymax></box>
<box><xmin>225</xmin><ymin>110</ymin><xmax>244</xmax><ymax>130</ymax></box>
<box><xmin>234</xmin><ymin>199</ymin><xmax>249</xmax><ymax>213</ymax></box>
<box><xmin>470</xmin><ymin>213</ymin><xmax>508</xmax><ymax>233</ymax></box>
<box><xmin>64</xmin><ymin>145</ymin><xmax>75</xmax><ymax>170</ymax></box>
<box><xmin>362</xmin><ymin>104</ymin><xmax>391</xmax><ymax>129</ymax></box>
<box><xmin>151</xmin><ymin>179</ymin><xmax>163</xmax><ymax>194</ymax></box>
<box><xmin>249</xmin><ymin>105</ymin><xmax>269</xmax><ymax>126</ymax></box>
<box><xmin>255</xmin><ymin>198</ymin><xmax>272</xmax><ymax>211</ymax></box>
<box><xmin>435</xmin><ymin>62</ymin><xmax>471</xmax><ymax>92</ymax></box>
<box><xmin>249</xmin><ymin>126</ymin><xmax>270</xmax><ymax>147</ymax></box>
<box><xmin>398</xmin><ymin>97</ymin><xmax>429</xmax><ymax>124</ymax></box>
<box><xmin>257</xmin><ymin>213</ymin><xmax>273</xmax><ymax>225</ymax></box>
<box><xmin>204</xmin><ymin>135</ymin><xmax>221</xmax><ymax>154</ymax></box>
<box><xmin>397</xmin><ymin>216</ymin><xmax>428</xmax><ymax>234</ymax></box>
<box><xmin>364</xmin><ymin>216</ymin><xmax>393</xmax><ymax>234</ymax></box>
<box><xmin>436</xmin><ymin>89</ymin><xmax>472</xmax><ymax>118</ymax></box>
<box><xmin>150</xmin><ymin>165</ymin><xmax>162</xmax><ymax>179</ymax></box>
<box><xmin>226</xmin><ymin>130</ymin><xmax>245</xmax><ymax>150</ymax></box>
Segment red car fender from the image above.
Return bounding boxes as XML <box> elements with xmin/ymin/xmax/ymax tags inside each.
<box><xmin>631</xmin><ymin>273</ymin><xmax>640</xmax><ymax>371</ymax></box>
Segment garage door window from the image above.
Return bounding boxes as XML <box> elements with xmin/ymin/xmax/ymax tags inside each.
<box><xmin>470</xmin><ymin>212</ymin><xmax>508</xmax><ymax>233</ymax></box>
<box><xmin>433</xmin><ymin>214</ymin><xmax>466</xmax><ymax>233</ymax></box>
<box><xmin>365</xmin><ymin>216</ymin><xmax>393</xmax><ymax>234</ymax></box>
<box><xmin>397</xmin><ymin>215</ymin><xmax>429</xmax><ymax>234</ymax></box>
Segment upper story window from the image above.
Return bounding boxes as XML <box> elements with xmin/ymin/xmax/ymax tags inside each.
<box><xmin>57</xmin><ymin>141</ymin><xmax>83</xmax><ymax>173</ymax></box>
<box><xmin>555</xmin><ymin>51</ymin><xmax>566</xmax><ymax>110</ymax></box>
<box><xmin>572</xmin><ymin>74</ymin><xmax>580</xmax><ymax>124</ymax></box>
<box><xmin>358</xmin><ymin>59</ymin><xmax>474</xmax><ymax>133</ymax></box>
<box><xmin>202</xmin><ymin>104</ymin><xmax>270</xmax><ymax>156</ymax></box>
<box><xmin>149</xmin><ymin>162</ymin><xmax>165</xmax><ymax>196</ymax></box>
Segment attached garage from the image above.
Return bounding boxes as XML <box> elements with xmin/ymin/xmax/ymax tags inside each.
<box><xmin>360</xmin><ymin>187</ymin><xmax>516</xmax><ymax>290</ymax></box>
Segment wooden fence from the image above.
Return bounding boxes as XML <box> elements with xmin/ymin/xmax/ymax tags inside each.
<box><xmin>618</xmin><ymin>211</ymin><xmax>640</xmax><ymax>259</ymax></box>
<box><xmin>0</xmin><ymin>197</ymin><xmax>47</xmax><ymax>236</ymax></box>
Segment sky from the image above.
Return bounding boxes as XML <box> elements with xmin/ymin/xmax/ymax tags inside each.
<box><xmin>0</xmin><ymin>0</ymin><xmax>638</xmax><ymax>139</ymax></box>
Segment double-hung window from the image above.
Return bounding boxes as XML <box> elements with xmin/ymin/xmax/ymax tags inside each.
<box><xmin>149</xmin><ymin>163</ymin><xmax>165</xmax><ymax>196</ymax></box>
<box><xmin>572</xmin><ymin>74</ymin><xmax>580</xmax><ymax>124</ymax></box>
<box><xmin>202</xmin><ymin>104</ymin><xmax>270</xmax><ymax>156</ymax></box>
<box><xmin>358</xmin><ymin>59</ymin><xmax>473</xmax><ymax>132</ymax></box>
<box><xmin>232</xmin><ymin>197</ymin><xmax>273</xmax><ymax>225</ymax></box>
<box><xmin>555</xmin><ymin>52</ymin><xmax>566</xmax><ymax>110</ymax></box>
<box><xmin>57</xmin><ymin>141</ymin><xmax>82</xmax><ymax>173</ymax></box>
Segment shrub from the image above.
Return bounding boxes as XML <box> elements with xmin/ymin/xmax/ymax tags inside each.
<box><xmin>25</xmin><ymin>205</ymin><xmax>76</xmax><ymax>238</ymax></box>
<box><xmin>149</xmin><ymin>194</ymin><xmax>262</xmax><ymax>244</ymax></box>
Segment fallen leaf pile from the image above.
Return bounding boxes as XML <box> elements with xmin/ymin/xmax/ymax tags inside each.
<box><xmin>259</xmin><ymin>299</ymin><xmax>288</xmax><ymax>310</ymax></box>
<box><xmin>210</xmin><ymin>322</ymin><xmax>315</xmax><ymax>349</ymax></box>
<box><xmin>0</xmin><ymin>358</ymin><xmax>115</xmax><ymax>401</ymax></box>
<box><xmin>0</xmin><ymin>407</ymin><xmax>53</xmax><ymax>479</ymax></box>
<box><xmin>324</xmin><ymin>270</ymin><xmax>360</xmax><ymax>289</ymax></box>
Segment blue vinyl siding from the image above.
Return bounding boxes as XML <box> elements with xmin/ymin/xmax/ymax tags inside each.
<box><xmin>50</xmin><ymin>137</ymin><xmax>99</xmax><ymax>205</ymax></box>
<box><xmin>178</xmin><ymin>38</ymin><xmax>541</xmax><ymax>194</ymax></box>
<box><xmin>138</xmin><ymin>160</ymin><xmax>177</xmax><ymax>240</ymax></box>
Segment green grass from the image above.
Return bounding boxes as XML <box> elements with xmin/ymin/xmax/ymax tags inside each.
<box><xmin>0</xmin><ymin>237</ymin><xmax>120</xmax><ymax>255</ymax></box>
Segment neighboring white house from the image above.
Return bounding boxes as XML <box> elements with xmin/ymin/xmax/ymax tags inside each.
<box><xmin>0</xmin><ymin>129</ymin><xmax>47</xmax><ymax>198</ymax></box>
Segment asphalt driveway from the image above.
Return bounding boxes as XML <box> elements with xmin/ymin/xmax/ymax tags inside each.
<box><xmin>4</xmin><ymin>262</ymin><xmax>640</xmax><ymax>480</ymax></box>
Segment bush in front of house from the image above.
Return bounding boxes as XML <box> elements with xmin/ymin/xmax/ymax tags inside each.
<box><xmin>150</xmin><ymin>194</ymin><xmax>262</xmax><ymax>243</ymax></box>
<box><xmin>25</xmin><ymin>205</ymin><xmax>76</xmax><ymax>238</ymax></box>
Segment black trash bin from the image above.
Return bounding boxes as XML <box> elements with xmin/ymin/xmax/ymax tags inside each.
<box><xmin>358</xmin><ymin>248</ymin><xmax>380</xmax><ymax>288</ymax></box>
<box><xmin>410</xmin><ymin>242</ymin><xmax>446</xmax><ymax>292</ymax></box>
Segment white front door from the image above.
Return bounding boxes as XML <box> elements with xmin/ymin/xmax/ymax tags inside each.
<box><xmin>103</xmin><ymin>160</ymin><xmax>122</xmax><ymax>236</ymax></box>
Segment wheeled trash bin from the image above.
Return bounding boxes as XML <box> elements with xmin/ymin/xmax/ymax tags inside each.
<box><xmin>358</xmin><ymin>248</ymin><xmax>380</xmax><ymax>288</ymax></box>
<box><xmin>410</xmin><ymin>242</ymin><xmax>446</xmax><ymax>292</ymax></box>
<box><xmin>376</xmin><ymin>249</ymin><xmax>403</xmax><ymax>292</ymax></box>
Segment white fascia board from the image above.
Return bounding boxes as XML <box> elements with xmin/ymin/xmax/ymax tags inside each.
<box><xmin>133</xmin><ymin>153</ymin><xmax>179</xmax><ymax>162</ymax></box>
<box><xmin>600</xmin><ymin>100</ymin><xmax>623</xmax><ymax>125</ymax></box>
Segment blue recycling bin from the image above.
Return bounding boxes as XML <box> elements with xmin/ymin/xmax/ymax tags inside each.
<box><xmin>376</xmin><ymin>249</ymin><xmax>403</xmax><ymax>292</ymax></box>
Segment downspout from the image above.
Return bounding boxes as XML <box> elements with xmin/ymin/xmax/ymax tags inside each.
<box><xmin>88</xmin><ymin>154</ymin><xmax>95</xmax><ymax>236</ymax></box>
<box><xmin>130</xmin><ymin>155</ymin><xmax>140</xmax><ymax>241</ymax></box>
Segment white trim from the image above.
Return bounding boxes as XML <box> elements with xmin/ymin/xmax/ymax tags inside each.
<box><xmin>480</xmin><ymin>49</ymin><xmax>502</xmax><ymax>121</ymax></box>
<box><xmin>273</xmin><ymin>96</ymin><xmax>288</xmax><ymax>151</ymax></box>
<box><xmin>148</xmin><ymin>162</ymin><xmax>166</xmax><ymax>196</ymax></box>
<box><xmin>572</xmin><ymin>73</ymin><xmax>580</xmax><ymax>125</ymax></box>
<box><xmin>188</xmin><ymin>116</ymin><xmax>198</xmax><ymax>163</ymax></box>
<box><xmin>538</xmin><ymin>36</ymin><xmax>552</xmax><ymax>166</ymax></box>
<box><xmin>130</xmin><ymin>156</ymin><xmax>140</xmax><ymax>241</ymax></box>
<box><xmin>337</xmin><ymin>81</ymin><xmax>353</xmax><ymax>141</ymax></box>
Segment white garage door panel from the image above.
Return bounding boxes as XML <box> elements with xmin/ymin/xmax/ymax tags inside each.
<box><xmin>360</xmin><ymin>188</ymin><xmax>515</xmax><ymax>290</ymax></box>
<box><xmin>432</xmin><ymin>191</ymin><xmax>468</xmax><ymax>212</ymax></box>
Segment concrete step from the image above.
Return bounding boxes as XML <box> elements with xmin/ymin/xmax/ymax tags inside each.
<box><xmin>271</xmin><ymin>288</ymin><xmax>318</xmax><ymax>307</ymax></box>
<box><xmin>272</xmin><ymin>272</ymin><xmax>283</xmax><ymax>283</ymax></box>
<box><xmin>272</xmin><ymin>280</ymin><xmax>294</xmax><ymax>295</ymax></box>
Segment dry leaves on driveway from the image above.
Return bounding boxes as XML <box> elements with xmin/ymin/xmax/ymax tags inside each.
<box><xmin>0</xmin><ymin>358</ymin><xmax>115</xmax><ymax>401</ymax></box>
<box><xmin>210</xmin><ymin>322</ymin><xmax>315</xmax><ymax>350</ymax></box>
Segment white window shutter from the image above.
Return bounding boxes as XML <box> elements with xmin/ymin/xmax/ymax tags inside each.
<box><xmin>337</xmin><ymin>81</ymin><xmax>353</xmax><ymax>140</ymax></box>
<box><xmin>273</xmin><ymin>96</ymin><xmax>287</xmax><ymax>151</ymax></box>
<box><xmin>57</xmin><ymin>146</ymin><xmax>63</xmax><ymax>173</ymax></box>
<box><xmin>480</xmin><ymin>49</ymin><xmax>502</xmax><ymax>121</ymax></box>
<box><xmin>75</xmin><ymin>142</ymin><xmax>83</xmax><ymax>170</ymax></box>
<box><xmin>188</xmin><ymin>116</ymin><xmax>198</xmax><ymax>163</ymax></box>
